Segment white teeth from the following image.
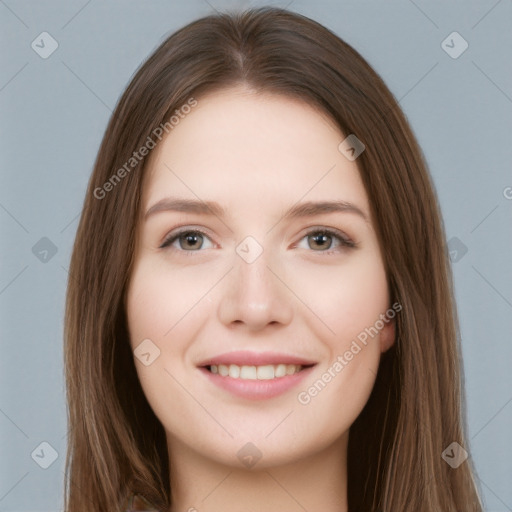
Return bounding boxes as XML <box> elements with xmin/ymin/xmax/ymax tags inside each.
<box><xmin>257</xmin><ymin>365</ymin><xmax>274</xmax><ymax>380</ymax></box>
<box><xmin>209</xmin><ymin>363</ymin><xmax>303</xmax><ymax>380</ymax></box>
<box><xmin>240</xmin><ymin>365</ymin><xmax>257</xmax><ymax>379</ymax></box>
<box><xmin>229</xmin><ymin>364</ymin><xmax>240</xmax><ymax>378</ymax></box>
<box><xmin>275</xmin><ymin>364</ymin><xmax>287</xmax><ymax>377</ymax></box>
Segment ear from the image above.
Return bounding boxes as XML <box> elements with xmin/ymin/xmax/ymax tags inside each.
<box><xmin>380</xmin><ymin>317</ymin><xmax>396</xmax><ymax>353</ymax></box>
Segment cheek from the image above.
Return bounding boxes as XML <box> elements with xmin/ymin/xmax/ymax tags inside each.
<box><xmin>291</xmin><ymin>250</ymin><xmax>389</xmax><ymax>345</ymax></box>
<box><xmin>126</xmin><ymin>258</ymin><xmax>218</xmax><ymax>350</ymax></box>
<box><xmin>291</xmin><ymin>250</ymin><xmax>388</xmax><ymax>409</ymax></box>
<box><xmin>294</xmin><ymin>264</ymin><xmax>388</xmax><ymax>439</ymax></box>
<box><xmin>125</xmin><ymin>259</ymin><xmax>218</xmax><ymax>437</ymax></box>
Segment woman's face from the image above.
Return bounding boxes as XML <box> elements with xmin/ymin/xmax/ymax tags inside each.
<box><xmin>126</xmin><ymin>86</ymin><xmax>395</xmax><ymax>469</ymax></box>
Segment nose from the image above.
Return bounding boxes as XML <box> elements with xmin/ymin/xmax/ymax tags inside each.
<box><xmin>216</xmin><ymin>247</ymin><xmax>294</xmax><ymax>332</ymax></box>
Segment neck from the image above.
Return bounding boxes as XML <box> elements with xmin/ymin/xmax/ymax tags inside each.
<box><xmin>166</xmin><ymin>432</ymin><xmax>349</xmax><ymax>512</ymax></box>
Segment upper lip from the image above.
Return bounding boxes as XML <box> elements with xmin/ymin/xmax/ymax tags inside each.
<box><xmin>197</xmin><ymin>351</ymin><xmax>317</xmax><ymax>367</ymax></box>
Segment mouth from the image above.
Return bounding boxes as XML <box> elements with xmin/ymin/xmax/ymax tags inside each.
<box><xmin>197</xmin><ymin>351</ymin><xmax>317</xmax><ymax>400</ymax></box>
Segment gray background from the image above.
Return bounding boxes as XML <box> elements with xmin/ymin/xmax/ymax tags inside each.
<box><xmin>1</xmin><ymin>0</ymin><xmax>511</xmax><ymax>510</ymax></box>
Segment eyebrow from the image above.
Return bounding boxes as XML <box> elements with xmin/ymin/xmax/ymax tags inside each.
<box><xmin>144</xmin><ymin>197</ymin><xmax>368</xmax><ymax>223</ymax></box>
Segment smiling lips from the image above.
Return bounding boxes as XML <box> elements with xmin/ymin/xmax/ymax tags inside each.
<box><xmin>198</xmin><ymin>350</ymin><xmax>317</xmax><ymax>399</ymax></box>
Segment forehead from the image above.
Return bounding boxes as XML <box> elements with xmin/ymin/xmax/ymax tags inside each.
<box><xmin>142</xmin><ymin>86</ymin><xmax>369</xmax><ymax>216</ymax></box>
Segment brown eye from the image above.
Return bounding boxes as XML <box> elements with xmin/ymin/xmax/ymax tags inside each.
<box><xmin>296</xmin><ymin>228</ymin><xmax>356</xmax><ymax>253</ymax></box>
<box><xmin>160</xmin><ymin>229</ymin><xmax>213</xmax><ymax>251</ymax></box>
<box><xmin>178</xmin><ymin>232</ymin><xmax>204</xmax><ymax>250</ymax></box>
<box><xmin>307</xmin><ymin>232</ymin><xmax>333</xmax><ymax>250</ymax></box>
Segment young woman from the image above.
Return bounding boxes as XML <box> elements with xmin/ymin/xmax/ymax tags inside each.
<box><xmin>63</xmin><ymin>7</ymin><xmax>484</xmax><ymax>511</ymax></box>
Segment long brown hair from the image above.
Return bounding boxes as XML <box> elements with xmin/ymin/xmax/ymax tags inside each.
<box><xmin>64</xmin><ymin>7</ymin><xmax>483</xmax><ymax>511</ymax></box>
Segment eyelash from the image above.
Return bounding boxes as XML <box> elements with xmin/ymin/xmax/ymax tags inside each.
<box><xmin>159</xmin><ymin>227</ymin><xmax>357</xmax><ymax>255</ymax></box>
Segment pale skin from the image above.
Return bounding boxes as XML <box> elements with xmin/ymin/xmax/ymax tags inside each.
<box><xmin>125</xmin><ymin>85</ymin><xmax>395</xmax><ymax>512</ymax></box>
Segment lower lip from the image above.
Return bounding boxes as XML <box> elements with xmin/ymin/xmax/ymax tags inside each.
<box><xmin>198</xmin><ymin>366</ymin><xmax>316</xmax><ymax>400</ymax></box>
